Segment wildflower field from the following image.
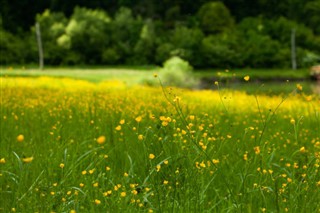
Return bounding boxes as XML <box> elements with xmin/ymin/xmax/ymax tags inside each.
<box><xmin>1</xmin><ymin>76</ymin><xmax>320</xmax><ymax>212</ymax></box>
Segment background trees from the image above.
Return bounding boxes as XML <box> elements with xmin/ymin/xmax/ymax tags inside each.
<box><xmin>1</xmin><ymin>0</ymin><xmax>319</xmax><ymax>68</ymax></box>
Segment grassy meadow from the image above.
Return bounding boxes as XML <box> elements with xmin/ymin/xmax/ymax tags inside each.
<box><xmin>0</xmin><ymin>74</ymin><xmax>320</xmax><ymax>212</ymax></box>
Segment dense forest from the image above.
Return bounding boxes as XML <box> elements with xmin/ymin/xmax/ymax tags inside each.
<box><xmin>1</xmin><ymin>0</ymin><xmax>320</xmax><ymax>68</ymax></box>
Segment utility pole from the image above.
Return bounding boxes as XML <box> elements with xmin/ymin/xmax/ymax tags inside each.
<box><xmin>291</xmin><ymin>28</ymin><xmax>297</xmax><ymax>70</ymax></box>
<box><xmin>35</xmin><ymin>22</ymin><xmax>44</xmax><ymax>70</ymax></box>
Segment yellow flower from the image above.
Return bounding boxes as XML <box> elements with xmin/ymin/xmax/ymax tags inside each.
<box><xmin>132</xmin><ymin>189</ymin><xmax>138</xmax><ymax>195</ymax></box>
<box><xmin>212</xmin><ymin>159</ymin><xmax>220</xmax><ymax>164</ymax></box>
<box><xmin>200</xmin><ymin>162</ymin><xmax>206</xmax><ymax>168</ymax></box>
<box><xmin>290</xmin><ymin>118</ymin><xmax>295</xmax><ymax>125</ymax></box>
<box><xmin>93</xmin><ymin>182</ymin><xmax>98</xmax><ymax>187</ymax></box>
<box><xmin>135</xmin><ymin>116</ymin><xmax>142</xmax><ymax>122</ymax></box>
<box><xmin>119</xmin><ymin>119</ymin><xmax>125</xmax><ymax>124</ymax></box>
<box><xmin>163</xmin><ymin>180</ymin><xmax>169</xmax><ymax>185</ymax></box>
<box><xmin>138</xmin><ymin>135</ymin><xmax>144</xmax><ymax>140</ymax></box>
<box><xmin>254</xmin><ymin>146</ymin><xmax>261</xmax><ymax>155</ymax></box>
<box><xmin>106</xmin><ymin>166</ymin><xmax>111</xmax><ymax>171</ymax></box>
<box><xmin>296</xmin><ymin>83</ymin><xmax>302</xmax><ymax>91</ymax></box>
<box><xmin>149</xmin><ymin>154</ymin><xmax>155</xmax><ymax>160</ymax></box>
<box><xmin>82</xmin><ymin>170</ymin><xmax>87</xmax><ymax>175</ymax></box>
<box><xmin>156</xmin><ymin>165</ymin><xmax>161</xmax><ymax>172</ymax></box>
<box><xmin>300</xmin><ymin>146</ymin><xmax>306</xmax><ymax>153</ymax></box>
<box><xmin>115</xmin><ymin>125</ymin><xmax>121</xmax><ymax>131</ymax></box>
<box><xmin>79</xmin><ymin>183</ymin><xmax>84</xmax><ymax>187</ymax></box>
<box><xmin>94</xmin><ymin>199</ymin><xmax>101</xmax><ymax>205</ymax></box>
<box><xmin>70</xmin><ymin>210</ymin><xmax>76</xmax><ymax>213</ymax></box>
<box><xmin>96</xmin><ymin>136</ymin><xmax>106</xmax><ymax>144</ymax></box>
<box><xmin>22</xmin><ymin>156</ymin><xmax>34</xmax><ymax>163</ymax></box>
<box><xmin>120</xmin><ymin>192</ymin><xmax>126</xmax><ymax>197</ymax></box>
<box><xmin>243</xmin><ymin>153</ymin><xmax>248</xmax><ymax>161</ymax></box>
<box><xmin>17</xmin><ymin>134</ymin><xmax>24</xmax><ymax>142</ymax></box>
<box><xmin>0</xmin><ymin>158</ymin><xmax>5</xmax><ymax>164</ymax></box>
<box><xmin>244</xmin><ymin>75</ymin><xmax>250</xmax><ymax>81</ymax></box>
<box><xmin>164</xmin><ymin>160</ymin><xmax>169</xmax><ymax>165</ymax></box>
<box><xmin>59</xmin><ymin>163</ymin><xmax>65</xmax><ymax>168</ymax></box>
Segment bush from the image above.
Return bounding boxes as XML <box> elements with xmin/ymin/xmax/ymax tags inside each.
<box><xmin>159</xmin><ymin>56</ymin><xmax>199</xmax><ymax>88</ymax></box>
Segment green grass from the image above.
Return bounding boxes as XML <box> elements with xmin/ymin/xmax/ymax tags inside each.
<box><xmin>1</xmin><ymin>66</ymin><xmax>312</xmax><ymax>84</ymax></box>
<box><xmin>0</xmin><ymin>77</ymin><xmax>319</xmax><ymax>212</ymax></box>
<box><xmin>194</xmin><ymin>68</ymin><xmax>311</xmax><ymax>80</ymax></box>
<box><xmin>0</xmin><ymin>66</ymin><xmax>158</xmax><ymax>84</ymax></box>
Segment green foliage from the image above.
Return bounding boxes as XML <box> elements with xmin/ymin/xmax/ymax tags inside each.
<box><xmin>239</xmin><ymin>30</ymin><xmax>289</xmax><ymax>68</ymax></box>
<box><xmin>0</xmin><ymin>30</ymin><xmax>27</xmax><ymax>64</ymax></box>
<box><xmin>110</xmin><ymin>7</ymin><xmax>143</xmax><ymax>64</ymax></box>
<box><xmin>159</xmin><ymin>56</ymin><xmax>199</xmax><ymax>88</ymax></box>
<box><xmin>133</xmin><ymin>19</ymin><xmax>157</xmax><ymax>64</ymax></box>
<box><xmin>304</xmin><ymin>0</ymin><xmax>320</xmax><ymax>34</ymax></box>
<box><xmin>197</xmin><ymin>1</ymin><xmax>234</xmax><ymax>34</ymax></box>
<box><xmin>59</xmin><ymin>7</ymin><xmax>111</xmax><ymax>64</ymax></box>
<box><xmin>2</xmin><ymin>1</ymin><xmax>320</xmax><ymax>68</ymax></box>
<box><xmin>35</xmin><ymin>9</ymin><xmax>68</xmax><ymax>64</ymax></box>
<box><xmin>265</xmin><ymin>17</ymin><xmax>317</xmax><ymax>50</ymax></box>
<box><xmin>200</xmin><ymin>34</ymin><xmax>242</xmax><ymax>67</ymax></box>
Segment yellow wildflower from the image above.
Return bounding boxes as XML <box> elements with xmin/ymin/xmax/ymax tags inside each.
<box><xmin>17</xmin><ymin>134</ymin><xmax>24</xmax><ymax>142</ymax></box>
<box><xmin>22</xmin><ymin>156</ymin><xmax>33</xmax><ymax>163</ymax></box>
<box><xmin>300</xmin><ymin>147</ymin><xmax>306</xmax><ymax>153</ymax></box>
<box><xmin>149</xmin><ymin>154</ymin><xmax>155</xmax><ymax>160</ymax></box>
<box><xmin>0</xmin><ymin>158</ymin><xmax>5</xmax><ymax>164</ymax></box>
<box><xmin>135</xmin><ymin>116</ymin><xmax>142</xmax><ymax>123</ymax></box>
<box><xmin>290</xmin><ymin>118</ymin><xmax>295</xmax><ymax>125</ymax></box>
<box><xmin>96</xmin><ymin>136</ymin><xmax>106</xmax><ymax>144</ymax></box>
<box><xmin>296</xmin><ymin>84</ymin><xmax>302</xmax><ymax>91</ymax></box>
<box><xmin>254</xmin><ymin>146</ymin><xmax>260</xmax><ymax>155</ymax></box>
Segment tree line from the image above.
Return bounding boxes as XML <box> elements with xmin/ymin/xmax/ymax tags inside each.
<box><xmin>1</xmin><ymin>0</ymin><xmax>320</xmax><ymax>68</ymax></box>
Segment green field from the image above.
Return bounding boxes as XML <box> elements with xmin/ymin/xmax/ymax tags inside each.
<box><xmin>0</xmin><ymin>74</ymin><xmax>319</xmax><ymax>212</ymax></box>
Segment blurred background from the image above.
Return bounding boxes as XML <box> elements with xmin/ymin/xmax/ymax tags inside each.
<box><xmin>1</xmin><ymin>0</ymin><xmax>319</xmax><ymax>68</ymax></box>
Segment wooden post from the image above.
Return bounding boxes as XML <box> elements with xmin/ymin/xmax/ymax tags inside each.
<box><xmin>35</xmin><ymin>22</ymin><xmax>44</xmax><ymax>70</ymax></box>
<box><xmin>291</xmin><ymin>28</ymin><xmax>297</xmax><ymax>70</ymax></box>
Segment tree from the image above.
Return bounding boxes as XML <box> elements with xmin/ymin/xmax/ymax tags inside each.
<box><xmin>197</xmin><ymin>1</ymin><xmax>234</xmax><ymax>34</ymax></box>
<box><xmin>58</xmin><ymin>7</ymin><xmax>111</xmax><ymax>64</ymax></box>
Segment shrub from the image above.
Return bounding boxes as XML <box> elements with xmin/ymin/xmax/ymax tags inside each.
<box><xmin>159</xmin><ymin>56</ymin><xmax>199</xmax><ymax>88</ymax></box>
